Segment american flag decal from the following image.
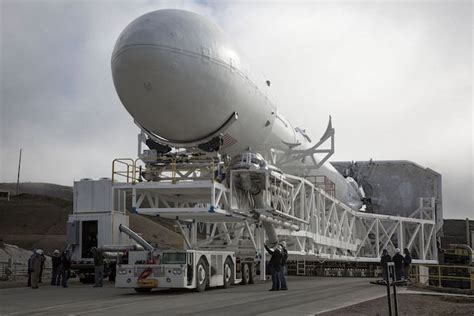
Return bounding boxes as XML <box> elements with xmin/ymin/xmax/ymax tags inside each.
<box><xmin>222</xmin><ymin>133</ymin><xmax>237</xmax><ymax>148</ymax></box>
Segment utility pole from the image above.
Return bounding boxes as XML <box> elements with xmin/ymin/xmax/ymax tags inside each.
<box><xmin>16</xmin><ymin>148</ymin><xmax>22</xmax><ymax>195</ymax></box>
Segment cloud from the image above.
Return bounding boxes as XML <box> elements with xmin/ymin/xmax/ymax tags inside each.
<box><xmin>1</xmin><ymin>1</ymin><xmax>472</xmax><ymax>218</ymax></box>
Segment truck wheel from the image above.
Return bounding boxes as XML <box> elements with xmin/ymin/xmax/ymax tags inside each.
<box><xmin>223</xmin><ymin>257</ymin><xmax>234</xmax><ymax>288</ymax></box>
<box><xmin>196</xmin><ymin>257</ymin><xmax>208</xmax><ymax>292</ymax></box>
<box><xmin>134</xmin><ymin>288</ymin><xmax>152</xmax><ymax>293</ymax></box>
<box><xmin>241</xmin><ymin>263</ymin><xmax>250</xmax><ymax>285</ymax></box>
<box><xmin>248</xmin><ymin>262</ymin><xmax>256</xmax><ymax>284</ymax></box>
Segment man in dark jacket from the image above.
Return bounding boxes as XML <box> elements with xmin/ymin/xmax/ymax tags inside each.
<box><xmin>60</xmin><ymin>249</ymin><xmax>72</xmax><ymax>288</ymax></box>
<box><xmin>279</xmin><ymin>241</ymin><xmax>288</xmax><ymax>290</ymax></box>
<box><xmin>403</xmin><ymin>248</ymin><xmax>412</xmax><ymax>281</ymax></box>
<box><xmin>30</xmin><ymin>249</ymin><xmax>43</xmax><ymax>289</ymax></box>
<box><xmin>264</xmin><ymin>243</ymin><xmax>283</xmax><ymax>291</ymax></box>
<box><xmin>38</xmin><ymin>252</ymin><xmax>45</xmax><ymax>283</ymax></box>
<box><xmin>51</xmin><ymin>250</ymin><xmax>61</xmax><ymax>286</ymax></box>
<box><xmin>380</xmin><ymin>249</ymin><xmax>392</xmax><ymax>282</ymax></box>
<box><xmin>92</xmin><ymin>247</ymin><xmax>104</xmax><ymax>287</ymax></box>
<box><xmin>392</xmin><ymin>248</ymin><xmax>404</xmax><ymax>281</ymax></box>
<box><xmin>27</xmin><ymin>250</ymin><xmax>34</xmax><ymax>287</ymax></box>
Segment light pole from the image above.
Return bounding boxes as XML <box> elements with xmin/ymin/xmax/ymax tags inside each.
<box><xmin>16</xmin><ymin>148</ymin><xmax>22</xmax><ymax>195</ymax></box>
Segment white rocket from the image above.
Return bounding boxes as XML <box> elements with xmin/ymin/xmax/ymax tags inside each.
<box><xmin>111</xmin><ymin>9</ymin><xmax>363</xmax><ymax>209</ymax></box>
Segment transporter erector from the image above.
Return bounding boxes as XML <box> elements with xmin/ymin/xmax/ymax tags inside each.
<box><xmin>75</xmin><ymin>9</ymin><xmax>437</xmax><ymax>292</ymax></box>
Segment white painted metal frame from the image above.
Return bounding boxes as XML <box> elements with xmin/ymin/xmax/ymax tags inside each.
<box><xmin>112</xmin><ymin>167</ymin><xmax>437</xmax><ymax>264</ymax></box>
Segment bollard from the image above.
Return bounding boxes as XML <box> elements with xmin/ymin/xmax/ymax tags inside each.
<box><xmin>385</xmin><ymin>262</ymin><xmax>399</xmax><ymax>316</ymax></box>
<box><xmin>385</xmin><ymin>262</ymin><xmax>392</xmax><ymax>316</ymax></box>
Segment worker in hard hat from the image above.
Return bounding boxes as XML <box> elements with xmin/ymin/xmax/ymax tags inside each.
<box><xmin>30</xmin><ymin>249</ymin><xmax>43</xmax><ymax>289</ymax></box>
<box><xmin>92</xmin><ymin>247</ymin><xmax>104</xmax><ymax>287</ymax></box>
<box><xmin>264</xmin><ymin>243</ymin><xmax>283</xmax><ymax>291</ymax></box>
<box><xmin>27</xmin><ymin>249</ymin><xmax>35</xmax><ymax>287</ymax></box>
<box><xmin>51</xmin><ymin>249</ymin><xmax>61</xmax><ymax>286</ymax></box>
<box><xmin>392</xmin><ymin>248</ymin><xmax>404</xmax><ymax>281</ymax></box>
<box><xmin>279</xmin><ymin>241</ymin><xmax>288</xmax><ymax>290</ymax></box>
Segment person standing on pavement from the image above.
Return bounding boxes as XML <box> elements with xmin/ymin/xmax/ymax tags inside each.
<box><xmin>51</xmin><ymin>249</ymin><xmax>61</xmax><ymax>286</ymax></box>
<box><xmin>60</xmin><ymin>249</ymin><xmax>72</xmax><ymax>288</ymax></box>
<box><xmin>279</xmin><ymin>241</ymin><xmax>288</xmax><ymax>290</ymax></box>
<box><xmin>380</xmin><ymin>249</ymin><xmax>392</xmax><ymax>282</ymax></box>
<box><xmin>30</xmin><ymin>249</ymin><xmax>43</xmax><ymax>289</ymax></box>
<box><xmin>27</xmin><ymin>250</ymin><xmax>35</xmax><ymax>287</ymax></box>
<box><xmin>403</xmin><ymin>248</ymin><xmax>412</xmax><ymax>281</ymax></box>
<box><xmin>38</xmin><ymin>251</ymin><xmax>46</xmax><ymax>283</ymax></box>
<box><xmin>92</xmin><ymin>247</ymin><xmax>104</xmax><ymax>287</ymax></box>
<box><xmin>264</xmin><ymin>243</ymin><xmax>283</xmax><ymax>291</ymax></box>
<box><xmin>392</xmin><ymin>248</ymin><xmax>404</xmax><ymax>281</ymax></box>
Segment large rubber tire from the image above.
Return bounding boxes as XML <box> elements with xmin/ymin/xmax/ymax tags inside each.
<box><xmin>196</xmin><ymin>257</ymin><xmax>208</xmax><ymax>292</ymax></box>
<box><xmin>134</xmin><ymin>287</ymin><xmax>152</xmax><ymax>293</ymax></box>
<box><xmin>241</xmin><ymin>263</ymin><xmax>250</xmax><ymax>285</ymax></box>
<box><xmin>248</xmin><ymin>262</ymin><xmax>256</xmax><ymax>284</ymax></box>
<box><xmin>223</xmin><ymin>257</ymin><xmax>234</xmax><ymax>288</ymax></box>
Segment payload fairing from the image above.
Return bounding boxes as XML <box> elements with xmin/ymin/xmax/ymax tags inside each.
<box><xmin>111</xmin><ymin>9</ymin><xmax>363</xmax><ymax>209</ymax></box>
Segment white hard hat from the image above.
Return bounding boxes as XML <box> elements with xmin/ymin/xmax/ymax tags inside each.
<box><xmin>36</xmin><ymin>249</ymin><xmax>43</xmax><ymax>255</ymax></box>
<box><xmin>395</xmin><ymin>248</ymin><xmax>400</xmax><ymax>253</ymax></box>
<box><xmin>53</xmin><ymin>249</ymin><xmax>60</xmax><ymax>255</ymax></box>
<box><xmin>279</xmin><ymin>241</ymin><xmax>287</xmax><ymax>247</ymax></box>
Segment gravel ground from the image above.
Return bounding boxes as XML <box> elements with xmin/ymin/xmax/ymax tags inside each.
<box><xmin>321</xmin><ymin>293</ymin><xmax>474</xmax><ymax>315</ymax></box>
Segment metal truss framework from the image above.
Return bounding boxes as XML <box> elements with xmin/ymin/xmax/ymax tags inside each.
<box><xmin>112</xmin><ymin>164</ymin><xmax>438</xmax><ymax>270</ymax></box>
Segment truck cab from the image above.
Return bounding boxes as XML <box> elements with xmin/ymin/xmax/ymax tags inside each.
<box><xmin>115</xmin><ymin>249</ymin><xmax>238</xmax><ymax>292</ymax></box>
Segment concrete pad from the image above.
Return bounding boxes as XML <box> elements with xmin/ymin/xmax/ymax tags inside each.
<box><xmin>0</xmin><ymin>277</ymin><xmax>385</xmax><ymax>315</ymax></box>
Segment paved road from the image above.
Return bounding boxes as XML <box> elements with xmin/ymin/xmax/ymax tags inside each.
<box><xmin>0</xmin><ymin>277</ymin><xmax>385</xmax><ymax>315</ymax></box>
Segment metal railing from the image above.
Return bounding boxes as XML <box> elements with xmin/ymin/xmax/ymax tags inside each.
<box><xmin>112</xmin><ymin>158</ymin><xmax>140</xmax><ymax>183</ymax></box>
<box><xmin>0</xmin><ymin>260</ymin><xmax>52</xmax><ymax>281</ymax></box>
<box><xmin>413</xmin><ymin>264</ymin><xmax>474</xmax><ymax>289</ymax></box>
<box><xmin>112</xmin><ymin>156</ymin><xmax>222</xmax><ymax>185</ymax></box>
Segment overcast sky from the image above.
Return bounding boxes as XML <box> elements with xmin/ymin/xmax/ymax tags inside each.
<box><xmin>0</xmin><ymin>0</ymin><xmax>472</xmax><ymax>219</ymax></box>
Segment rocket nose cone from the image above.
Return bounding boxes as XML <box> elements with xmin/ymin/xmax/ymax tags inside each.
<box><xmin>111</xmin><ymin>9</ymin><xmax>237</xmax><ymax>143</ymax></box>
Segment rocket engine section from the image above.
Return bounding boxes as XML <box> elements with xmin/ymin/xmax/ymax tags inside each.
<box><xmin>228</xmin><ymin>152</ymin><xmax>267</xmax><ymax>200</ymax></box>
<box><xmin>111</xmin><ymin>9</ymin><xmax>364</xmax><ymax>210</ymax></box>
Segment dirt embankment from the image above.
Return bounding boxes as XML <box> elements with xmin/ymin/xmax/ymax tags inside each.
<box><xmin>0</xmin><ymin>194</ymin><xmax>71</xmax><ymax>253</ymax></box>
<box><xmin>0</xmin><ymin>182</ymin><xmax>73</xmax><ymax>201</ymax></box>
<box><xmin>0</xmin><ymin>191</ymin><xmax>182</xmax><ymax>255</ymax></box>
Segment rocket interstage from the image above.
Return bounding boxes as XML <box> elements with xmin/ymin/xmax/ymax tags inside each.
<box><xmin>111</xmin><ymin>9</ymin><xmax>363</xmax><ymax>210</ymax></box>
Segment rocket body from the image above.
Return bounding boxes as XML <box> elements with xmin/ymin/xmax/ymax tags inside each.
<box><xmin>112</xmin><ymin>9</ymin><xmax>362</xmax><ymax>209</ymax></box>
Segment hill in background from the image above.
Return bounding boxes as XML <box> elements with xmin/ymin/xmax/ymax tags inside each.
<box><xmin>0</xmin><ymin>182</ymin><xmax>73</xmax><ymax>201</ymax></box>
<box><xmin>0</xmin><ymin>183</ymin><xmax>183</xmax><ymax>255</ymax></box>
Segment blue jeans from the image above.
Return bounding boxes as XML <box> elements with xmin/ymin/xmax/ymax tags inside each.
<box><xmin>51</xmin><ymin>268</ymin><xmax>61</xmax><ymax>286</ymax></box>
<box><xmin>94</xmin><ymin>266</ymin><xmax>104</xmax><ymax>287</ymax></box>
<box><xmin>279</xmin><ymin>266</ymin><xmax>287</xmax><ymax>289</ymax></box>
<box><xmin>271</xmin><ymin>269</ymin><xmax>281</xmax><ymax>290</ymax></box>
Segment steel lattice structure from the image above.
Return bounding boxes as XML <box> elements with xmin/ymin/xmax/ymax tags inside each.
<box><xmin>112</xmin><ymin>156</ymin><xmax>438</xmax><ymax>280</ymax></box>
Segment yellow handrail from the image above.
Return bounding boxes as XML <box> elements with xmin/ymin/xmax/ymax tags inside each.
<box><xmin>112</xmin><ymin>158</ymin><xmax>139</xmax><ymax>183</ymax></box>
